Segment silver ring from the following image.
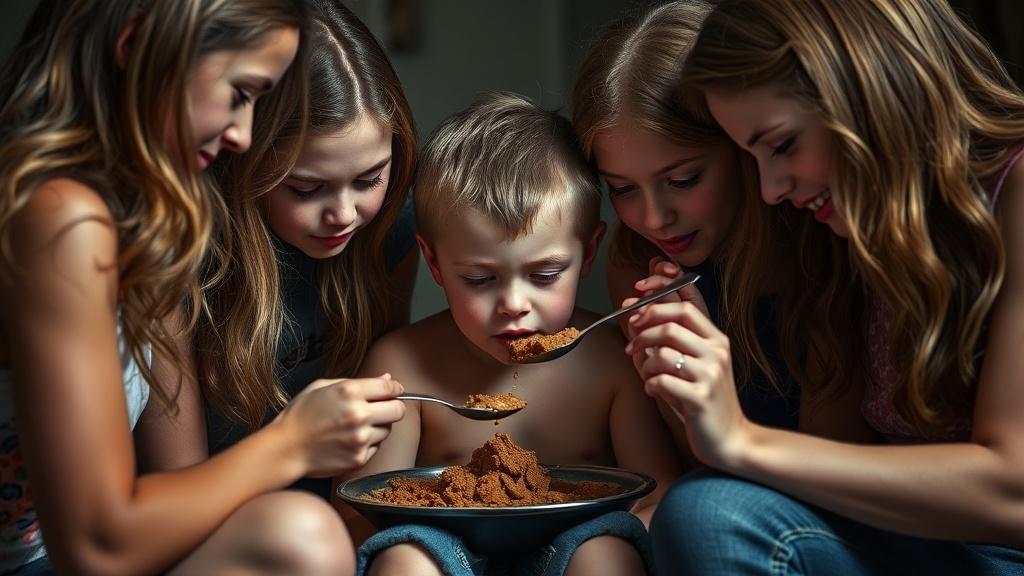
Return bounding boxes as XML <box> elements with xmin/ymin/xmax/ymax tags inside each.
<box><xmin>674</xmin><ymin>355</ymin><xmax>686</xmax><ymax>374</ymax></box>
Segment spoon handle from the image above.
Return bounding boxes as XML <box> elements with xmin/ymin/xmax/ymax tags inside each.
<box><xmin>397</xmin><ymin>393</ymin><xmax>450</xmax><ymax>406</ymax></box>
<box><xmin>581</xmin><ymin>272</ymin><xmax>701</xmax><ymax>338</ymax></box>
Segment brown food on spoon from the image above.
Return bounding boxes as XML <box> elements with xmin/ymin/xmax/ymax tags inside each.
<box><xmin>464</xmin><ymin>392</ymin><xmax>527</xmax><ymax>412</ymax></box>
<box><xmin>366</xmin><ymin>433</ymin><xmax>623</xmax><ymax>507</ymax></box>
<box><xmin>508</xmin><ymin>327</ymin><xmax>580</xmax><ymax>362</ymax></box>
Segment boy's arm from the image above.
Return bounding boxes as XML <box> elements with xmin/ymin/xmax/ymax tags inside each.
<box><xmin>333</xmin><ymin>331</ymin><xmax>422</xmax><ymax>544</ymax></box>
<box><xmin>605</xmin><ymin>333</ymin><xmax>685</xmax><ymax>527</ymax></box>
<box><xmin>134</xmin><ymin>305</ymin><xmax>209</xmax><ymax>473</ymax></box>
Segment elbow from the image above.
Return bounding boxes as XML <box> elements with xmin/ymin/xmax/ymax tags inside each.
<box><xmin>48</xmin><ymin>524</ymin><xmax>160</xmax><ymax>576</ymax></box>
<box><xmin>54</xmin><ymin>543</ymin><xmax>143</xmax><ymax>576</ymax></box>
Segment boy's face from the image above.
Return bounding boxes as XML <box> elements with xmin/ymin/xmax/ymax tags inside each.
<box><xmin>420</xmin><ymin>202</ymin><xmax>604</xmax><ymax>365</ymax></box>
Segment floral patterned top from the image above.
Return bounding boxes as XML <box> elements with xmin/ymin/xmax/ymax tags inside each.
<box><xmin>0</xmin><ymin>322</ymin><xmax>149</xmax><ymax>573</ymax></box>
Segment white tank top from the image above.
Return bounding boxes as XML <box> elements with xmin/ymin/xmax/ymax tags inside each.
<box><xmin>0</xmin><ymin>322</ymin><xmax>149</xmax><ymax>572</ymax></box>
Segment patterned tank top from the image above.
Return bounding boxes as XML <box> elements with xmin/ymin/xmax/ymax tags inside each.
<box><xmin>861</xmin><ymin>147</ymin><xmax>1024</xmax><ymax>443</ymax></box>
<box><xmin>0</xmin><ymin>321</ymin><xmax>149</xmax><ymax>573</ymax></box>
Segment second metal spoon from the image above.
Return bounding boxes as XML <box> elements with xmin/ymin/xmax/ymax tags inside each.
<box><xmin>512</xmin><ymin>271</ymin><xmax>701</xmax><ymax>364</ymax></box>
<box><xmin>397</xmin><ymin>392</ymin><xmax>524</xmax><ymax>420</ymax></box>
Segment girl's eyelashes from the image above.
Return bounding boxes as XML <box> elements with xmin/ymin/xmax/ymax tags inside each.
<box><xmin>668</xmin><ymin>173</ymin><xmax>702</xmax><ymax>189</ymax></box>
<box><xmin>771</xmin><ymin>136</ymin><xmax>796</xmax><ymax>157</ymax></box>
<box><xmin>355</xmin><ymin>173</ymin><xmax>385</xmax><ymax>190</ymax></box>
<box><xmin>608</xmin><ymin>183</ymin><xmax>636</xmax><ymax>198</ymax></box>
<box><xmin>607</xmin><ymin>173</ymin><xmax>702</xmax><ymax>197</ymax></box>
<box><xmin>287</xmin><ymin>183</ymin><xmax>322</xmax><ymax>198</ymax></box>
<box><xmin>232</xmin><ymin>87</ymin><xmax>253</xmax><ymax>109</ymax></box>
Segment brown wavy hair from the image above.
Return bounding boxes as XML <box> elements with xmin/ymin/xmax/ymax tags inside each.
<box><xmin>0</xmin><ymin>0</ymin><xmax>307</xmax><ymax>404</ymax></box>
<box><xmin>686</xmin><ymin>0</ymin><xmax>1024</xmax><ymax>433</ymax></box>
<box><xmin>572</xmin><ymin>0</ymin><xmax>801</xmax><ymax>388</ymax></box>
<box><xmin>198</xmin><ymin>0</ymin><xmax>418</xmax><ymax>431</ymax></box>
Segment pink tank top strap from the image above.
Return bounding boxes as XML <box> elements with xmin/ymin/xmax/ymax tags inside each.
<box><xmin>991</xmin><ymin>145</ymin><xmax>1024</xmax><ymax>206</ymax></box>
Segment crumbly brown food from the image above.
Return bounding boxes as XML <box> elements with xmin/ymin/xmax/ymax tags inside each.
<box><xmin>365</xmin><ymin>433</ymin><xmax>623</xmax><ymax>507</ymax></box>
<box><xmin>464</xmin><ymin>393</ymin><xmax>527</xmax><ymax>411</ymax></box>
<box><xmin>508</xmin><ymin>327</ymin><xmax>580</xmax><ymax>363</ymax></box>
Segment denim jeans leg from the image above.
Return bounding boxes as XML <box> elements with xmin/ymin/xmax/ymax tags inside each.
<box><xmin>650</xmin><ymin>470</ymin><xmax>894</xmax><ymax>576</ymax></box>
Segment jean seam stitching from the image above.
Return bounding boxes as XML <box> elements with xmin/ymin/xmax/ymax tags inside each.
<box><xmin>769</xmin><ymin>527</ymin><xmax>870</xmax><ymax>576</ymax></box>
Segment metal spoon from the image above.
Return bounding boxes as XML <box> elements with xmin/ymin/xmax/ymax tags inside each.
<box><xmin>397</xmin><ymin>392</ymin><xmax>524</xmax><ymax>420</ymax></box>
<box><xmin>513</xmin><ymin>271</ymin><xmax>701</xmax><ymax>364</ymax></box>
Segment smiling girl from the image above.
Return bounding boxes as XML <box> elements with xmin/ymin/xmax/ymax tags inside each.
<box><xmin>630</xmin><ymin>0</ymin><xmax>1024</xmax><ymax>573</ymax></box>
<box><xmin>0</xmin><ymin>1</ymin><xmax>325</xmax><ymax>574</ymax></box>
<box><xmin>572</xmin><ymin>0</ymin><xmax>804</xmax><ymax>460</ymax></box>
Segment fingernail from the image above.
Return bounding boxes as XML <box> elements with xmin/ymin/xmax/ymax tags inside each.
<box><xmin>625</xmin><ymin>343</ymin><xmax>633</xmax><ymax>354</ymax></box>
<box><xmin>628</xmin><ymin>314</ymin><xmax>639</xmax><ymax>324</ymax></box>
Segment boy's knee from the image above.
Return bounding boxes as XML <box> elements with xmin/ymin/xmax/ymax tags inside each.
<box><xmin>565</xmin><ymin>535</ymin><xmax>645</xmax><ymax>576</ymax></box>
<box><xmin>366</xmin><ymin>543</ymin><xmax>443</xmax><ymax>576</ymax></box>
<box><xmin>234</xmin><ymin>491</ymin><xmax>354</xmax><ymax>575</ymax></box>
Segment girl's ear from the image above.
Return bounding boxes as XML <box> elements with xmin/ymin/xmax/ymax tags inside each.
<box><xmin>115</xmin><ymin>12</ymin><xmax>143</xmax><ymax>70</ymax></box>
<box><xmin>580</xmin><ymin>221</ymin><xmax>607</xmax><ymax>277</ymax></box>
<box><xmin>416</xmin><ymin>234</ymin><xmax>444</xmax><ymax>286</ymax></box>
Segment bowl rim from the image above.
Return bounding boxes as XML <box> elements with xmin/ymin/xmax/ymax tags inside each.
<box><xmin>335</xmin><ymin>464</ymin><xmax>657</xmax><ymax>515</ymax></box>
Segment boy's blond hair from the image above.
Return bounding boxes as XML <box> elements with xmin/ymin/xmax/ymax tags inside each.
<box><xmin>416</xmin><ymin>91</ymin><xmax>600</xmax><ymax>244</ymax></box>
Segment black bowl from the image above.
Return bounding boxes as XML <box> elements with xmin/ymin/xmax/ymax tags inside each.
<box><xmin>337</xmin><ymin>465</ymin><xmax>655</xmax><ymax>554</ymax></box>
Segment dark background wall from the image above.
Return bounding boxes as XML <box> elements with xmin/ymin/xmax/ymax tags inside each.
<box><xmin>1</xmin><ymin>0</ymin><xmax>1019</xmax><ymax>321</ymax></box>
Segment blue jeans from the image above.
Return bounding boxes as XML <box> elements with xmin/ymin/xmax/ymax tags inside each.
<box><xmin>651</xmin><ymin>470</ymin><xmax>1024</xmax><ymax>575</ymax></box>
<box><xmin>357</xmin><ymin>511</ymin><xmax>651</xmax><ymax>576</ymax></box>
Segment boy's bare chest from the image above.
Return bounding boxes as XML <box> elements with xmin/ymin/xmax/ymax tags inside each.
<box><xmin>415</xmin><ymin>373</ymin><xmax>616</xmax><ymax>467</ymax></box>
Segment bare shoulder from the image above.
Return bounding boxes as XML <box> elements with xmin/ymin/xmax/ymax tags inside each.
<box><xmin>359</xmin><ymin>310</ymin><xmax>461</xmax><ymax>383</ymax></box>
<box><xmin>12</xmin><ymin>177</ymin><xmax>116</xmax><ymax>261</ymax></box>
<box><xmin>566</xmin><ymin>307</ymin><xmax>636</xmax><ymax>379</ymax></box>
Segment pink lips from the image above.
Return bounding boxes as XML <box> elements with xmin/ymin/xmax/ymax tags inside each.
<box><xmin>495</xmin><ymin>330</ymin><xmax>534</xmax><ymax>348</ymax></box>
<box><xmin>197</xmin><ymin>150</ymin><xmax>217</xmax><ymax>170</ymax></box>
<box><xmin>313</xmin><ymin>232</ymin><xmax>352</xmax><ymax>248</ymax></box>
<box><xmin>656</xmin><ymin>231</ymin><xmax>698</xmax><ymax>255</ymax></box>
<box><xmin>814</xmin><ymin>196</ymin><xmax>834</xmax><ymax>222</ymax></box>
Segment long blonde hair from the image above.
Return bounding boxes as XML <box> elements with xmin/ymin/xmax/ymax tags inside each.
<box><xmin>687</xmin><ymin>0</ymin><xmax>1024</xmax><ymax>433</ymax></box>
<box><xmin>198</xmin><ymin>0</ymin><xmax>417</xmax><ymax>430</ymax></box>
<box><xmin>572</xmin><ymin>0</ymin><xmax>799</xmax><ymax>387</ymax></box>
<box><xmin>0</xmin><ymin>0</ymin><xmax>307</xmax><ymax>404</ymax></box>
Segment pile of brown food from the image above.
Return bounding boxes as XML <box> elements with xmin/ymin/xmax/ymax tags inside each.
<box><xmin>508</xmin><ymin>327</ymin><xmax>580</xmax><ymax>363</ymax></box>
<box><xmin>464</xmin><ymin>392</ymin><xmax>527</xmax><ymax>411</ymax></box>
<box><xmin>365</xmin><ymin>433</ymin><xmax>623</xmax><ymax>507</ymax></box>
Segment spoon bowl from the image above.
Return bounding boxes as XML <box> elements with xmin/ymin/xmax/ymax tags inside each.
<box><xmin>513</xmin><ymin>272</ymin><xmax>700</xmax><ymax>364</ymax></box>
<box><xmin>397</xmin><ymin>392</ymin><xmax>524</xmax><ymax>420</ymax></box>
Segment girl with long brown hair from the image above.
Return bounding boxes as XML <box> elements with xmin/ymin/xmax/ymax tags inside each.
<box><xmin>627</xmin><ymin>0</ymin><xmax>1024</xmax><ymax>572</ymax></box>
<box><xmin>572</xmin><ymin>0</ymin><xmax>803</xmax><ymax>464</ymax></box>
<box><xmin>0</xmin><ymin>0</ymin><xmax>380</xmax><ymax>574</ymax></box>
<box><xmin>137</xmin><ymin>0</ymin><xmax>419</xmax><ymax>513</ymax></box>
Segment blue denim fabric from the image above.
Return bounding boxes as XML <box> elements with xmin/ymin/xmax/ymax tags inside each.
<box><xmin>5</xmin><ymin>556</ymin><xmax>53</xmax><ymax>576</ymax></box>
<box><xmin>357</xmin><ymin>511</ymin><xmax>650</xmax><ymax>576</ymax></box>
<box><xmin>651</xmin><ymin>469</ymin><xmax>1024</xmax><ymax>575</ymax></box>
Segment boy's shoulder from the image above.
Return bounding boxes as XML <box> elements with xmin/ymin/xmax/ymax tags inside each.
<box><xmin>362</xmin><ymin>309</ymin><xmax>461</xmax><ymax>378</ymax></box>
<box><xmin>564</xmin><ymin>307</ymin><xmax>634</xmax><ymax>373</ymax></box>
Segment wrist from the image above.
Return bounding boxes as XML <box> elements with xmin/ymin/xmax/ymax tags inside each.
<box><xmin>719</xmin><ymin>418</ymin><xmax>762</xmax><ymax>475</ymax></box>
<box><xmin>254</xmin><ymin>418</ymin><xmax>308</xmax><ymax>483</ymax></box>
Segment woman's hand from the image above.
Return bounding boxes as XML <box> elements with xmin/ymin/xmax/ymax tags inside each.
<box><xmin>272</xmin><ymin>374</ymin><xmax>405</xmax><ymax>477</ymax></box>
<box><xmin>634</xmin><ymin>257</ymin><xmax>710</xmax><ymax>318</ymax></box>
<box><xmin>626</xmin><ymin>301</ymin><xmax>751</xmax><ymax>470</ymax></box>
<box><xmin>622</xmin><ymin>257</ymin><xmax>711</xmax><ymax>373</ymax></box>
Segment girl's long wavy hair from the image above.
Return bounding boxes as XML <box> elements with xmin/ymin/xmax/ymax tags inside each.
<box><xmin>572</xmin><ymin>0</ymin><xmax>801</xmax><ymax>388</ymax></box>
<box><xmin>686</xmin><ymin>0</ymin><xmax>1024</xmax><ymax>434</ymax></box>
<box><xmin>0</xmin><ymin>0</ymin><xmax>306</xmax><ymax>405</ymax></box>
<box><xmin>198</xmin><ymin>0</ymin><xmax>417</xmax><ymax>431</ymax></box>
